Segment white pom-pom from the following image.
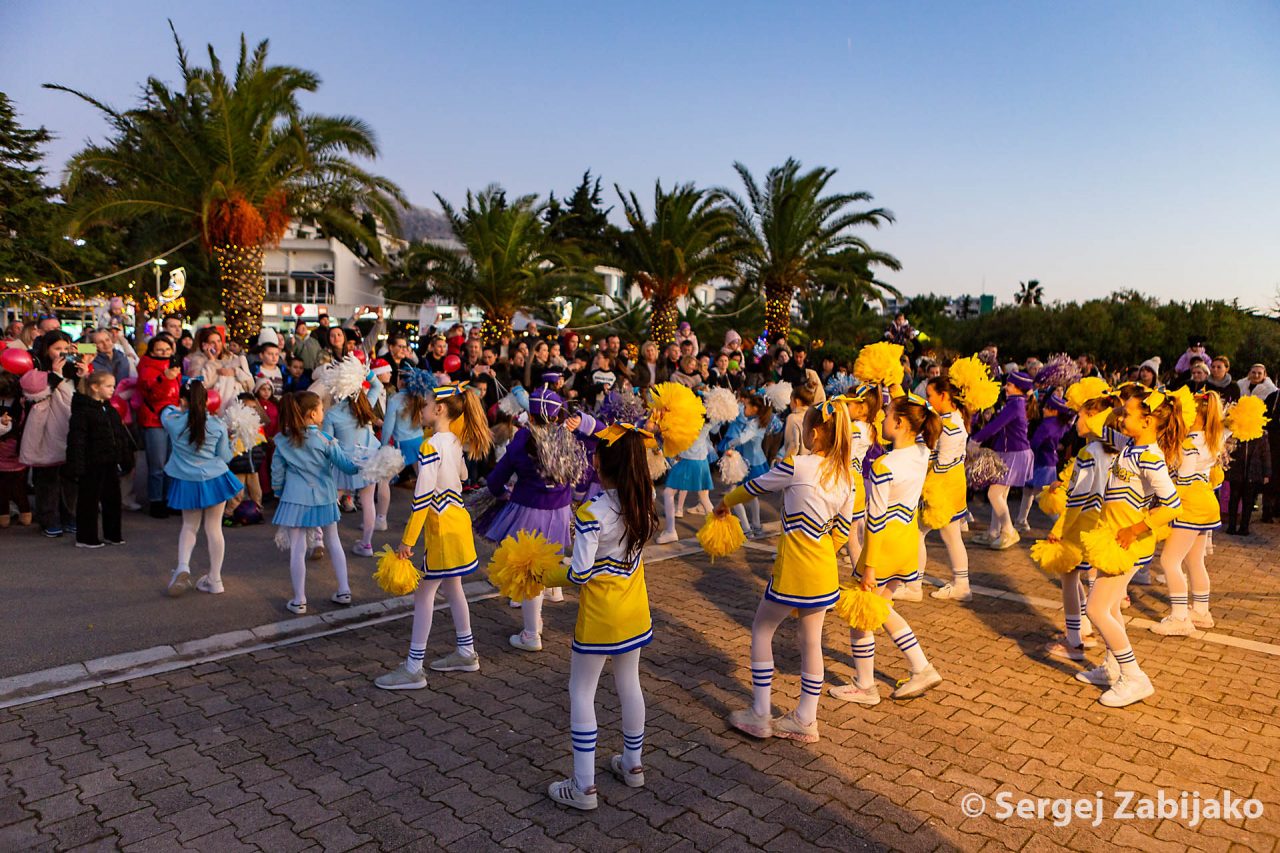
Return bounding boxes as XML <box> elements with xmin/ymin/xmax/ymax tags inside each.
<box><xmin>764</xmin><ymin>381</ymin><xmax>793</xmax><ymax>413</ymax></box>
<box><xmin>318</xmin><ymin>355</ymin><xmax>369</xmax><ymax>402</ymax></box>
<box><xmin>718</xmin><ymin>448</ymin><xmax>749</xmax><ymax>484</ymax></box>
<box><xmin>647</xmin><ymin>446</ymin><xmax>670</xmax><ymax>481</ymax></box>
<box><xmin>360</xmin><ymin>445</ymin><xmax>407</xmax><ymax>483</ymax></box>
<box><xmin>222</xmin><ymin>402</ymin><xmax>264</xmax><ymax>451</ymax></box>
<box><xmin>274</xmin><ymin>527</ymin><xmax>291</xmax><ymax>552</ymax></box>
<box><xmin>498</xmin><ymin>392</ymin><xmax>527</xmax><ymax>417</ymax></box>
<box><xmin>702</xmin><ymin>387</ymin><xmax>739</xmax><ymax>425</ymax></box>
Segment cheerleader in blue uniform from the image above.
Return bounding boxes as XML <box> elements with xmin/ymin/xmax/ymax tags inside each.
<box><xmin>655</xmin><ymin>420</ymin><xmax>715</xmax><ymax>544</ymax></box>
<box><xmin>322</xmin><ymin>362</ymin><xmax>380</xmax><ymax>558</ymax></box>
<box><xmin>271</xmin><ymin>391</ymin><xmax>360</xmax><ymax>615</ymax></box>
<box><xmin>723</xmin><ymin>393</ymin><xmax>771</xmax><ymax>538</ymax></box>
<box><xmin>162</xmin><ymin>380</ymin><xmax>241</xmax><ymax>597</ymax></box>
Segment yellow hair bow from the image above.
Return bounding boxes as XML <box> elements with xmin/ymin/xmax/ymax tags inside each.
<box><xmin>432</xmin><ymin>381</ymin><xmax>471</xmax><ymax>399</ymax></box>
<box><xmin>1169</xmin><ymin>385</ymin><xmax>1196</xmax><ymax>429</ymax></box>
<box><xmin>819</xmin><ymin>397</ymin><xmax>847</xmax><ymax>421</ymax></box>
<box><xmin>1142</xmin><ymin>389</ymin><xmax>1166</xmax><ymax>411</ymax></box>
<box><xmin>595</xmin><ymin>422</ymin><xmax>655</xmax><ymax>447</ymax></box>
<box><xmin>904</xmin><ymin>391</ymin><xmax>933</xmax><ymax>411</ymax></box>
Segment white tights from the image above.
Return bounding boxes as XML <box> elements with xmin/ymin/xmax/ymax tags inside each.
<box><xmin>987</xmin><ymin>484</ymin><xmax>1012</xmax><ymax>537</ymax></box>
<box><xmin>663</xmin><ymin>487</ymin><xmax>712</xmax><ymax>535</ymax></box>
<box><xmin>919</xmin><ymin>522</ymin><xmax>969</xmax><ymax>587</ymax></box>
<box><xmin>287</xmin><ymin>523</ymin><xmax>350</xmax><ymax>605</ymax></box>
<box><xmin>1159</xmin><ymin>529</ymin><xmax>1210</xmax><ymax>618</ymax></box>
<box><xmin>749</xmin><ymin>599</ymin><xmax>826</xmax><ymax>725</ymax></box>
<box><xmin>732</xmin><ymin>499</ymin><xmax>762</xmax><ymax>533</ymax></box>
<box><xmin>406</xmin><ymin>575</ymin><xmax>473</xmax><ymax>669</ymax></box>
<box><xmin>1086</xmin><ymin>570</ymin><xmax>1142</xmax><ymax>677</ymax></box>
<box><xmin>376</xmin><ymin>480</ymin><xmax>391</xmax><ymax>521</ymax></box>
<box><xmin>177</xmin><ymin>504</ymin><xmax>226</xmax><ymax>583</ymax></box>
<box><xmin>356</xmin><ymin>483</ymin><xmax>376</xmax><ymax>546</ymax></box>
<box><xmin>1016</xmin><ymin>486</ymin><xmax>1042</xmax><ymax>527</ymax></box>
<box><xmin>569</xmin><ymin>650</ymin><xmax>645</xmax><ymax>790</ymax></box>
<box><xmin>849</xmin><ymin>580</ymin><xmax>931</xmax><ymax>688</ymax></box>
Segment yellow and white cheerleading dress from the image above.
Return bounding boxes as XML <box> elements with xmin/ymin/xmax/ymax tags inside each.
<box><xmin>920</xmin><ymin>410</ymin><xmax>968</xmax><ymax>528</ymax></box>
<box><xmin>544</xmin><ymin>490</ymin><xmax>652</xmax><ymax>655</ymax></box>
<box><xmin>860</xmin><ymin>444</ymin><xmax>931</xmax><ymax>585</ymax></box>
<box><xmin>849</xmin><ymin>420</ymin><xmax>875</xmax><ymax>522</ymax></box>
<box><xmin>1049</xmin><ymin>441</ymin><xmax>1115</xmax><ymax>571</ymax></box>
<box><xmin>1169</xmin><ymin>431</ymin><xmax>1223</xmax><ymax>533</ymax></box>
<box><xmin>724</xmin><ymin>454</ymin><xmax>854</xmax><ymax>609</ymax></box>
<box><xmin>400</xmin><ymin>432</ymin><xmax>479</xmax><ymax>578</ymax></box>
<box><xmin>1098</xmin><ymin>443</ymin><xmax>1182</xmax><ymax>573</ymax></box>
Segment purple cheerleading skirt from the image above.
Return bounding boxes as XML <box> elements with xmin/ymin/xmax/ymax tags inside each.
<box><xmin>481</xmin><ymin>500</ymin><xmax>573</xmax><ymax>551</ymax></box>
<box><xmin>996</xmin><ymin>450</ymin><xmax>1035</xmax><ymax>487</ymax></box>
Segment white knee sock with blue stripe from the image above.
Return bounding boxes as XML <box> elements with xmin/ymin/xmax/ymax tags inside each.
<box><xmin>1169</xmin><ymin>594</ymin><xmax>1188</xmax><ymax>620</ymax></box>
<box><xmin>406</xmin><ymin>643</ymin><xmax>427</xmax><ymax>674</ymax></box>
<box><xmin>1191</xmin><ymin>590</ymin><xmax>1210</xmax><ymax>615</ymax></box>
<box><xmin>890</xmin><ymin>628</ymin><xmax>929</xmax><ymax>673</ymax></box>
<box><xmin>455</xmin><ymin>632</ymin><xmax>475</xmax><ymax>657</ymax></box>
<box><xmin>1112</xmin><ymin>646</ymin><xmax>1142</xmax><ymax>678</ymax></box>
<box><xmin>751</xmin><ymin>661</ymin><xmax>773</xmax><ymax>717</ymax></box>
<box><xmin>796</xmin><ymin>672</ymin><xmax>823</xmax><ymax>724</ymax></box>
<box><xmin>1065</xmin><ymin>614</ymin><xmax>1083</xmax><ymax>647</ymax></box>
<box><xmin>622</xmin><ymin>730</ymin><xmax>644</xmax><ymax>771</ymax></box>
<box><xmin>851</xmin><ymin>631</ymin><xmax>876</xmax><ymax>689</ymax></box>
<box><xmin>571</xmin><ymin>727</ymin><xmax>597</xmax><ymax>790</ymax></box>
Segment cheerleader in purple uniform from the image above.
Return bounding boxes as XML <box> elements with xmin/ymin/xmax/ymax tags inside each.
<box><xmin>1015</xmin><ymin>390</ymin><xmax>1074</xmax><ymax>532</ymax></box>
<box><xmin>969</xmin><ymin>371</ymin><xmax>1038</xmax><ymax>550</ymax></box>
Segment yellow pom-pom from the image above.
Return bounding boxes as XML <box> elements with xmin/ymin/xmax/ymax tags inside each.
<box><xmin>648</xmin><ymin>382</ymin><xmax>706</xmax><ymax>457</ymax></box>
<box><xmin>1038</xmin><ymin>485</ymin><xmax>1067</xmax><ymax>519</ymax></box>
<box><xmin>1030</xmin><ymin>539</ymin><xmax>1083</xmax><ymax>574</ymax></box>
<box><xmin>1080</xmin><ymin>525</ymin><xmax>1136</xmax><ymax>576</ymax></box>
<box><xmin>1066</xmin><ymin>377</ymin><xmax>1113</xmax><ymax>411</ymax></box>
<box><xmin>697</xmin><ymin>513</ymin><xmax>745</xmax><ymax>560</ymax></box>
<box><xmin>947</xmin><ymin>355</ymin><xmax>1001</xmax><ymax>411</ymax></box>
<box><xmin>832</xmin><ymin>586</ymin><xmax>891</xmax><ymax>631</ymax></box>
<box><xmin>373</xmin><ymin>546</ymin><xmax>420</xmax><ymax>596</ymax></box>
<box><xmin>486</xmin><ymin>530</ymin><xmax>565</xmax><ymax>601</ymax></box>
<box><xmin>853</xmin><ymin>342</ymin><xmax>905</xmax><ymax>387</ymax></box>
<box><xmin>920</xmin><ymin>475</ymin><xmax>954</xmax><ymax>530</ymax></box>
<box><xmin>1151</xmin><ymin>524</ymin><xmax>1171</xmax><ymax>543</ymax></box>
<box><xmin>1226</xmin><ymin>396</ymin><xmax>1268</xmax><ymax>441</ymax></box>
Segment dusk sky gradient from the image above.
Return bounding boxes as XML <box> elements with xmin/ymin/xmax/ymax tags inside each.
<box><xmin>3</xmin><ymin>1</ymin><xmax>1278</xmax><ymax>307</ymax></box>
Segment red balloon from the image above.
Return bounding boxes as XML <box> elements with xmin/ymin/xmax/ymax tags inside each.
<box><xmin>443</xmin><ymin>354</ymin><xmax>462</xmax><ymax>373</ymax></box>
<box><xmin>0</xmin><ymin>347</ymin><xmax>34</xmax><ymax>376</ymax></box>
<box><xmin>294</xmin><ymin>304</ymin><xmax>306</xmax><ymax>316</ymax></box>
<box><xmin>206</xmin><ymin>388</ymin><xmax>222</xmax><ymax>415</ymax></box>
<box><xmin>353</xmin><ymin>349</ymin><xmax>367</xmax><ymax>364</ymax></box>
<box><xmin>109</xmin><ymin>397</ymin><xmax>130</xmax><ymax>421</ymax></box>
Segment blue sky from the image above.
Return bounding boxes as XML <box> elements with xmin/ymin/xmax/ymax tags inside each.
<box><xmin>3</xmin><ymin>1</ymin><xmax>1278</xmax><ymax>307</ymax></box>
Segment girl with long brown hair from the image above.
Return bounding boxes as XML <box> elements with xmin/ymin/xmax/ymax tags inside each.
<box><xmin>375</xmin><ymin>383</ymin><xmax>493</xmax><ymax>690</ymax></box>
<box><xmin>321</xmin><ymin>365</ymin><xmax>381</xmax><ymax>557</ymax></box>
<box><xmin>271</xmin><ymin>391</ymin><xmax>361</xmax><ymax>615</ymax></box>
<box><xmin>544</xmin><ymin>425</ymin><xmax>658</xmax><ymax>811</ymax></box>
<box><xmin>717</xmin><ymin>399</ymin><xmax>855</xmax><ymax>745</ymax></box>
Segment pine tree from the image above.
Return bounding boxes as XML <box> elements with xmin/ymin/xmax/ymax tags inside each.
<box><xmin>545</xmin><ymin>171</ymin><xmax>620</xmax><ymax>263</ymax></box>
<box><xmin>0</xmin><ymin>92</ymin><xmax>59</xmax><ymax>285</ymax></box>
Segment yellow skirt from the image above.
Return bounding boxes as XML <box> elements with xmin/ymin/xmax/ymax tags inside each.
<box><xmin>767</xmin><ymin>533</ymin><xmax>839</xmax><ymax>609</ymax></box>
<box><xmin>1170</xmin><ymin>481</ymin><xmax>1220</xmax><ymax>532</ymax></box>
<box><xmin>852</xmin><ymin>477</ymin><xmax>866</xmax><ymax>520</ymax></box>
<box><xmin>860</xmin><ymin>519</ymin><xmax>920</xmax><ymax>586</ymax></box>
<box><xmin>423</xmin><ymin>504</ymin><xmax>479</xmax><ymax>577</ymax></box>
<box><xmin>574</xmin><ymin>566</ymin><xmax>653</xmax><ymax>655</ymax></box>
<box><xmin>920</xmin><ymin>466</ymin><xmax>967</xmax><ymax>530</ymax></box>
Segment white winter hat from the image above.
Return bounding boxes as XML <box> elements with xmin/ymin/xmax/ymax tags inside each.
<box><xmin>1140</xmin><ymin>356</ymin><xmax>1162</xmax><ymax>374</ymax></box>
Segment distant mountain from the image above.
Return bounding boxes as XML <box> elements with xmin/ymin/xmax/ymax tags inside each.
<box><xmin>395</xmin><ymin>205</ymin><xmax>455</xmax><ymax>243</ymax></box>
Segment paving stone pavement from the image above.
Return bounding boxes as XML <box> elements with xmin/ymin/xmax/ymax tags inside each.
<box><xmin>1</xmin><ymin>516</ymin><xmax>1278</xmax><ymax>852</ymax></box>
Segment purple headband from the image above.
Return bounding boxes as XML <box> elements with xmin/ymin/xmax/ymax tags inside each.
<box><xmin>1008</xmin><ymin>371</ymin><xmax>1035</xmax><ymax>392</ymax></box>
<box><xmin>528</xmin><ymin>387</ymin><xmax>564</xmax><ymax>420</ymax></box>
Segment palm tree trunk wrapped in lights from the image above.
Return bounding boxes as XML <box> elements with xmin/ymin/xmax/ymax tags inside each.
<box><xmin>214</xmin><ymin>244</ymin><xmax>267</xmax><ymax>344</ymax></box>
<box><xmin>647</xmin><ymin>291</ymin><xmax>680</xmax><ymax>347</ymax></box>
<box><xmin>480</xmin><ymin>313</ymin><xmax>514</xmax><ymax>347</ymax></box>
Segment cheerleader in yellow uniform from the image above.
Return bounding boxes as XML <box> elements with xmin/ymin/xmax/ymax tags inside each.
<box><xmin>718</xmin><ymin>401</ymin><xmax>855</xmax><ymax>744</ymax></box>
<box><xmin>1153</xmin><ymin>388</ymin><xmax>1225</xmax><ymax>636</ymax></box>
<box><xmin>920</xmin><ymin>377</ymin><xmax>973</xmax><ymax>602</ymax></box>
<box><xmin>1040</xmin><ymin>380</ymin><xmax>1116</xmax><ymax>661</ymax></box>
<box><xmin>831</xmin><ymin>393</ymin><xmax>944</xmax><ymax>706</ymax></box>
<box><xmin>1076</xmin><ymin>388</ymin><xmax>1184</xmax><ymax>707</ymax></box>
<box><xmin>832</xmin><ymin>384</ymin><xmax>882</xmax><ymax>568</ymax></box>
<box><xmin>544</xmin><ymin>425</ymin><xmax>657</xmax><ymax>811</ymax></box>
<box><xmin>375</xmin><ymin>383</ymin><xmax>493</xmax><ymax>690</ymax></box>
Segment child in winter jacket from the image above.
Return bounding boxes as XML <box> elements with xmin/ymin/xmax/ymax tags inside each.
<box><xmin>67</xmin><ymin>372</ymin><xmax>135</xmax><ymax>548</ymax></box>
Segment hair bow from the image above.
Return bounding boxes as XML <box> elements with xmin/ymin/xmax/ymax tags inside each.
<box><xmin>904</xmin><ymin>391</ymin><xmax>933</xmax><ymax>411</ymax></box>
<box><xmin>595</xmin><ymin>422</ymin><xmax>655</xmax><ymax>446</ymax></box>
<box><xmin>1142</xmin><ymin>389</ymin><xmax>1166</xmax><ymax>411</ymax></box>
<box><xmin>432</xmin><ymin>381</ymin><xmax>471</xmax><ymax>399</ymax></box>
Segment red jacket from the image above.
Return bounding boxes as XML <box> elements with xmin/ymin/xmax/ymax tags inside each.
<box><xmin>136</xmin><ymin>354</ymin><xmax>180</xmax><ymax>429</ymax></box>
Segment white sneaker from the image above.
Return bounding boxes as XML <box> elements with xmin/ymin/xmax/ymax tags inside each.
<box><xmin>609</xmin><ymin>755</ymin><xmax>645</xmax><ymax>788</ymax></box>
<box><xmin>352</xmin><ymin>542</ymin><xmax>375</xmax><ymax>557</ymax></box>
<box><xmin>1043</xmin><ymin>639</ymin><xmax>1086</xmax><ymax>662</ymax></box>
<box><xmin>829</xmin><ymin>681</ymin><xmax>881</xmax><ymax>706</ymax></box>
<box><xmin>930</xmin><ymin>583</ymin><xmax>972</xmax><ymax>602</ymax></box>
<box><xmin>374</xmin><ymin>663</ymin><xmax>427</xmax><ymax>691</ymax></box>
<box><xmin>196</xmin><ymin>575</ymin><xmax>225</xmax><ymax>595</ymax></box>
<box><xmin>891</xmin><ymin>665</ymin><xmax>943</xmax><ymax>699</ymax></box>
<box><xmin>375</xmin><ymin>515</ymin><xmax>388</xmax><ymax>532</ymax></box>
<box><xmin>773</xmin><ymin>709</ymin><xmax>819</xmax><ymax>744</ymax></box>
<box><xmin>727</xmin><ymin>707</ymin><xmax>773</xmax><ymax>739</ymax></box>
<box><xmin>1150</xmin><ymin>615</ymin><xmax>1195</xmax><ymax>636</ymax></box>
<box><xmin>430</xmin><ymin>650</ymin><xmax>480</xmax><ymax>672</ymax></box>
<box><xmin>891</xmin><ymin>582</ymin><xmax>923</xmax><ymax>602</ymax></box>
<box><xmin>547</xmin><ymin>778</ymin><xmax>597</xmax><ymax>811</ymax></box>
<box><xmin>989</xmin><ymin>530</ymin><xmax>1021</xmax><ymax>551</ymax></box>
<box><xmin>122</xmin><ymin>500</ymin><xmax>143</xmax><ymax>512</ymax></box>
<box><xmin>673</xmin><ymin>508</ymin><xmax>685</xmax><ymax>519</ymax></box>
<box><xmin>970</xmin><ymin>530</ymin><xmax>994</xmax><ymax>545</ymax></box>
<box><xmin>545</xmin><ymin>586</ymin><xmax>564</xmax><ymax>603</ymax></box>
<box><xmin>1015</xmin><ymin>521</ymin><xmax>1032</xmax><ymax>533</ymax></box>
<box><xmin>749</xmin><ymin>527</ymin><xmax>765</xmax><ymax>539</ymax></box>
<box><xmin>1075</xmin><ymin>653</ymin><xmax>1118</xmax><ymax>687</ymax></box>
<box><xmin>686</xmin><ymin>505</ymin><xmax>707</xmax><ymax>516</ymax></box>
<box><xmin>1190</xmin><ymin>610</ymin><xmax>1215</xmax><ymax>629</ymax></box>
<box><xmin>508</xmin><ymin>598</ymin><xmax>523</xmax><ymax>608</ymax></box>
<box><xmin>655</xmin><ymin>530</ymin><xmax>678</xmax><ymax>545</ymax></box>
<box><xmin>509</xmin><ymin>632</ymin><xmax>542</xmax><ymax>652</ymax></box>
<box><xmin>1131</xmin><ymin>567</ymin><xmax>1152</xmax><ymax>586</ymax></box>
<box><xmin>1099</xmin><ymin>672</ymin><xmax>1154</xmax><ymax>708</ymax></box>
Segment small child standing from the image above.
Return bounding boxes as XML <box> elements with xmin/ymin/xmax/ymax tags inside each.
<box><xmin>545</xmin><ymin>424</ymin><xmax>658</xmax><ymax>811</ymax></box>
<box><xmin>655</xmin><ymin>419</ymin><xmax>715</xmax><ymax>544</ymax></box>
<box><xmin>319</xmin><ymin>358</ymin><xmax>381</xmax><ymax>557</ymax></box>
<box><xmin>723</xmin><ymin>393</ymin><xmax>772</xmax><ymax>538</ymax></box>
<box><xmin>67</xmin><ymin>371</ymin><xmax>135</xmax><ymax>548</ymax></box>
<box><xmin>271</xmin><ymin>391</ymin><xmax>361</xmax><ymax>614</ymax></box>
<box><xmin>375</xmin><ymin>383</ymin><xmax>493</xmax><ymax>688</ymax></box>
<box><xmin>1015</xmin><ymin>391</ymin><xmax>1074</xmax><ymax>532</ymax></box>
<box><xmin>162</xmin><ymin>380</ymin><xmax>242</xmax><ymax>595</ymax></box>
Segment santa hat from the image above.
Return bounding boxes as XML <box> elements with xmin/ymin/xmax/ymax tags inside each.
<box><xmin>20</xmin><ymin>369</ymin><xmax>50</xmax><ymax>400</ymax></box>
<box><xmin>371</xmin><ymin>358</ymin><xmax>392</xmax><ymax>378</ymax></box>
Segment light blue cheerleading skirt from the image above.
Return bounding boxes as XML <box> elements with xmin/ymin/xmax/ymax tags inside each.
<box><xmin>666</xmin><ymin>458</ymin><xmax>713</xmax><ymax>492</ymax></box>
<box><xmin>166</xmin><ymin>471</ymin><xmax>242</xmax><ymax>511</ymax></box>
<box><xmin>273</xmin><ymin>500</ymin><xmax>341</xmax><ymax>528</ymax></box>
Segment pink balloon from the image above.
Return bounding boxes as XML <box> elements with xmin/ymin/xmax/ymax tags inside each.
<box><xmin>0</xmin><ymin>347</ymin><xmax>34</xmax><ymax>376</ymax></box>
<box><xmin>443</xmin><ymin>354</ymin><xmax>462</xmax><ymax>373</ymax></box>
<box><xmin>109</xmin><ymin>397</ymin><xmax>130</xmax><ymax>421</ymax></box>
<box><xmin>206</xmin><ymin>388</ymin><xmax>222</xmax><ymax>415</ymax></box>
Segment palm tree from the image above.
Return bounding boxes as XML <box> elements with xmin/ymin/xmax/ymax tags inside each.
<box><xmin>48</xmin><ymin>24</ymin><xmax>405</xmax><ymax>344</ymax></box>
<box><xmin>1016</xmin><ymin>279</ymin><xmax>1044</xmax><ymax>306</ymax></box>
<box><xmin>613</xmin><ymin>181</ymin><xmax>741</xmax><ymax>346</ymax></box>
<box><xmin>387</xmin><ymin>186</ymin><xmax>589</xmax><ymax>345</ymax></box>
<box><xmin>720</xmin><ymin>159</ymin><xmax>899</xmax><ymax>340</ymax></box>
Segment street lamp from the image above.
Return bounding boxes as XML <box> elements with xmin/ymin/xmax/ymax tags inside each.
<box><xmin>152</xmin><ymin>258</ymin><xmax>168</xmax><ymax>307</ymax></box>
